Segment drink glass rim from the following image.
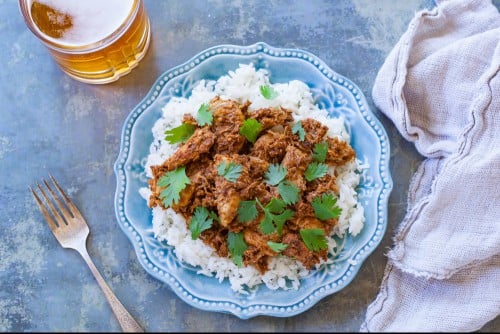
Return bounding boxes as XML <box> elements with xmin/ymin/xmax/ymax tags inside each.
<box><xmin>18</xmin><ymin>0</ymin><xmax>141</xmax><ymax>54</ymax></box>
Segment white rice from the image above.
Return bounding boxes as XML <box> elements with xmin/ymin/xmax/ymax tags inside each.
<box><xmin>139</xmin><ymin>63</ymin><xmax>365</xmax><ymax>293</ymax></box>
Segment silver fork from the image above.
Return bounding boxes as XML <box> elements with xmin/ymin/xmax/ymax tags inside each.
<box><xmin>30</xmin><ymin>175</ymin><xmax>144</xmax><ymax>333</ymax></box>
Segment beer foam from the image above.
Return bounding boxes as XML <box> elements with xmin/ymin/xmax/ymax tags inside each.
<box><xmin>33</xmin><ymin>0</ymin><xmax>134</xmax><ymax>46</ymax></box>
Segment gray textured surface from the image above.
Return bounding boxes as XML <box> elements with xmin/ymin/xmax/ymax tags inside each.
<box><xmin>1</xmin><ymin>0</ymin><xmax>498</xmax><ymax>332</ymax></box>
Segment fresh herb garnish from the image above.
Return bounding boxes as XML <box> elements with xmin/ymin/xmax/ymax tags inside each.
<box><xmin>158</xmin><ymin>166</ymin><xmax>191</xmax><ymax>207</ymax></box>
<box><xmin>257</xmin><ymin>198</ymin><xmax>294</xmax><ymax>236</ymax></box>
<box><xmin>273</xmin><ymin>209</ymin><xmax>295</xmax><ymax>235</ymax></box>
<box><xmin>164</xmin><ymin>123</ymin><xmax>196</xmax><ymax>144</ymax></box>
<box><xmin>228</xmin><ymin>231</ymin><xmax>248</xmax><ymax>267</ymax></box>
<box><xmin>277</xmin><ymin>180</ymin><xmax>300</xmax><ymax>205</ymax></box>
<box><xmin>239</xmin><ymin>118</ymin><xmax>262</xmax><ymax>143</ymax></box>
<box><xmin>264</xmin><ymin>163</ymin><xmax>287</xmax><ymax>186</ymax></box>
<box><xmin>259</xmin><ymin>84</ymin><xmax>278</xmax><ymax>100</ymax></box>
<box><xmin>300</xmin><ymin>228</ymin><xmax>328</xmax><ymax>252</ymax></box>
<box><xmin>267</xmin><ymin>241</ymin><xmax>288</xmax><ymax>253</ymax></box>
<box><xmin>217</xmin><ymin>161</ymin><xmax>242</xmax><ymax>182</ymax></box>
<box><xmin>292</xmin><ymin>121</ymin><xmax>306</xmax><ymax>141</ymax></box>
<box><xmin>312</xmin><ymin>193</ymin><xmax>342</xmax><ymax>220</ymax></box>
<box><xmin>304</xmin><ymin>162</ymin><xmax>329</xmax><ymax>181</ymax></box>
<box><xmin>259</xmin><ymin>213</ymin><xmax>276</xmax><ymax>235</ymax></box>
<box><xmin>313</xmin><ymin>142</ymin><xmax>328</xmax><ymax>163</ymax></box>
<box><xmin>237</xmin><ymin>200</ymin><xmax>258</xmax><ymax>223</ymax></box>
<box><xmin>207</xmin><ymin>210</ymin><xmax>220</xmax><ymax>223</ymax></box>
<box><xmin>266</xmin><ymin>197</ymin><xmax>287</xmax><ymax>213</ymax></box>
<box><xmin>189</xmin><ymin>206</ymin><xmax>215</xmax><ymax>239</ymax></box>
<box><xmin>196</xmin><ymin>103</ymin><xmax>213</xmax><ymax>126</ymax></box>
<box><xmin>264</xmin><ymin>164</ymin><xmax>299</xmax><ymax>205</ymax></box>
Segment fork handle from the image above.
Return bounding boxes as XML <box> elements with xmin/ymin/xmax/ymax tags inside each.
<box><xmin>78</xmin><ymin>247</ymin><xmax>144</xmax><ymax>332</ymax></box>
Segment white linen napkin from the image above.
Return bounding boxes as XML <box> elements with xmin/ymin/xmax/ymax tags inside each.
<box><xmin>361</xmin><ymin>0</ymin><xmax>500</xmax><ymax>331</ymax></box>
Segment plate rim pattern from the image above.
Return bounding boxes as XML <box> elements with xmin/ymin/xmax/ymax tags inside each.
<box><xmin>114</xmin><ymin>42</ymin><xmax>393</xmax><ymax>319</ymax></box>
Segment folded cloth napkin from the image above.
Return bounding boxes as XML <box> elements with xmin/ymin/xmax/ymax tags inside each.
<box><xmin>361</xmin><ymin>0</ymin><xmax>500</xmax><ymax>332</ymax></box>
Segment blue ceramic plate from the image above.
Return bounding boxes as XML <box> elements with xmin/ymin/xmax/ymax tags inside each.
<box><xmin>114</xmin><ymin>42</ymin><xmax>392</xmax><ymax>319</ymax></box>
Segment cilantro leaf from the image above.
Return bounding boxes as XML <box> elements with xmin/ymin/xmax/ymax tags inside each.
<box><xmin>265</xmin><ymin>198</ymin><xmax>287</xmax><ymax>213</ymax></box>
<box><xmin>217</xmin><ymin>161</ymin><xmax>242</xmax><ymax>182</ymax></box>
<box><xmin>300</xmin><ymin>228</ymin><xmax>328</xmax><ymax>252</ymax></box>
<box><xmin>312</xmin><ymin>193</ymin><xmax>342</xmax><ymax>220</ymax></box>
<box><xmin>257</xmin><ymin>198</ymin><xmax>294</xmax><ymax>236</ymax></box>
<box><xmin>189</xmin><ymin>207</ymin><xmax>214</xmax><ymax>240</ymax></box>
<box><xmin>267</xmin><ymin>241</ymin><xmax>288</xmax><ymax>253</ymax></box>
<box><xmin>228</xmin><ymin>231</ymin><xmax>248</xmax><ymax>267</ymax></box>
<box><xmin>259</xmin><ymin>84</ymin><xmax>278</xmax><ymax>100</ymax></box>
<box><xmin>292</xmin><ymin>121</ymin><xmax>306</xmax><ymax>141</ymax></box>
<box><xmin>158</xmin><ymin>167</ymin><xmax>191</xmax><ymax>207</ymax></box>
<box><xmin>239</xmin><ymin>118</ymin><xmax>262</xmax><ymax>143</ymax></box>
<box><xmin>208</xmin><ymin>210</ymin><xmax>220</xmax><ymax>223</ymax></box>
<box><xmin>265</xmin><ymin>165</ymin><xmax>299</xmax><ymax>205</ymax></box>
<box><xmin>196</xmin><ymin>103</ymin><xmax>213</xmax><ymax>126</ymax></box>
<box><xmin>237</xmin><ymin>200</ymin><xmax>258</xmax><ymax>223</ymax></box>
<box><xmin>273</xmin><ymin>209</ymin><xmax>294</xmax><ymax>235</ymax></box>
<box><xmin>164</xmin><ymin>123</ymin><xmax>196</xmax><ymax>144</ymax></box>
<box><xmin>313</xmin><ymin>142</ymin><xmax>328</xmax><ymax>163</ymax></box>
<box><xmin>304</xmin><ymin>162</ymin><xmax>329</xmax><ymax>181</ymax></box>
<box><xmin>259</xmin><ymin>214</ymin><xmax>276</xmax><ymax>235</ymax></box>
<box><xmin>264</xmin><ymin>164</ymin><xmax>287</xmax><ymax>186</ymax></box>
<box><xmin>277</xmin><ymin>180</ymin><xmax>300</xmax><ymax>205</ymax></box>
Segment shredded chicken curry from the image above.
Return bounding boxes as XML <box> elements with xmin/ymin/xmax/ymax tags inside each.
<box><xmin>148</xmin><ymin>96</ymin><xmax>356</xmax><ymax>273</ymax></box>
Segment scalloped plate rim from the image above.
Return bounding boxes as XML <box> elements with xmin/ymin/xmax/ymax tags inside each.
<box><xmin>113</xmin><ymin>42</ymin><xmax>393</xmax><ymax>319</ymax></box>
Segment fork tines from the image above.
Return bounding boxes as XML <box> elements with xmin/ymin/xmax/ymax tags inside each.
<box><xmin>30</xmin><ymin>175</ymin><xmax>76</xmax><ymax>229</ymax></box>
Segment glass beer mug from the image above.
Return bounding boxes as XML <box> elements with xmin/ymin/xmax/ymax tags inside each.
<box><xmin>18</xmin><ymin>0</ymin><xmax>151</xmax><ymax>84</ymax></box>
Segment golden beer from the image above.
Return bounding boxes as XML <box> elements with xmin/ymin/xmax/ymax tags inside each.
<box><xmin>19</xmin><ymin>0</ymin><xmax>151</xmax><ymax>84</ymax></box>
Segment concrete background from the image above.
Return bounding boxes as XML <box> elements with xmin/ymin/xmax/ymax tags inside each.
<box><xmin>1</xmin><ymin>0</ymin><xmax>498</xmax><ymax>331</ymax></box>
